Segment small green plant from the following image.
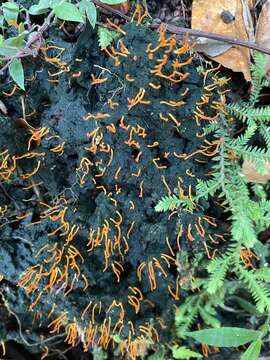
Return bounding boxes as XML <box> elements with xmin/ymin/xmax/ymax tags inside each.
<box><xmin>155</xmin><ymin>194</ymin><xmax>194</xmax><ymax>212</ymax></box>
<box><xmin>170</xmin><ymin>345</ymin><xmax>203</xmax><ymax>359</ymax></box>
<box><xmin>0</xmin><ymin>0</ymin><xmax>125</xmax><ymax>89</ymax></box>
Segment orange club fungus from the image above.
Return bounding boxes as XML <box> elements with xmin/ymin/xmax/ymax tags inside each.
<box><xmin>0</xmin><ymin>12</ymin><xmax>229</xmax><ymax>360</ymax></box>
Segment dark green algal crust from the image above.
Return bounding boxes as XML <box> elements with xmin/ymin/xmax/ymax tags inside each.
<box><xmin>0</xmin><ymin>22</ymin><xmax>226</xmax><ymax>357</ymax></box>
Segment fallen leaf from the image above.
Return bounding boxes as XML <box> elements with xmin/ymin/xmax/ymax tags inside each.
<box><xmin>195</xmin><ymin>39</ymin><xmax>232</xmax><ymax>57</ymax></box>
<box><xmin>109</xmin><ymin>1</ymin><xmax>130</xmax><ymax>14</ymax></box>
<box><xmin>242</xmin><ymin>159</ymin><xmax>270</xmax><ymax>183</ymax></box>
<box><xmin>255</xmin><ymin>0</ymin><xmax>270</xmax><ymax>78</ymax></box>
<box><xmin>192</xmin><ymin>0</ymin><xmax>252</xmax><ymax>80</ymax></box>
<box><xmin>240</xmin><ymin>0</ymin><xmax>255</xmax><ymax>42</ymax></box>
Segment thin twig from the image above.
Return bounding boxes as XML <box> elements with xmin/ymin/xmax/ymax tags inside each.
<box><xmin>0</xmin><ymin>290</ymin><xmax>65</xmax><ymax>347</ymax></box>
<box><xmin>161</xmin><ymin>23</ymin><xmax>270</xmax><ymax>55</ymax></box>
<box><xmin>92</xmin><ymin>0</ymin><xmax>130</xmax><ymax>21</ymax></box>
<box><xmin>92</xmin><ymin>0</ymin><xmax>270</xmax><ymax>55</ymax></box>
<box><xmin>0</xmin><ymin>182</ymin><xmax>19</xmax><ymax>209</ymax></box>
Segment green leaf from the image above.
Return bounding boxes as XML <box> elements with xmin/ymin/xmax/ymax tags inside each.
<box><xmin>0</xmin><ymin>45</ymin><xmax>20</xmax><ymax>57</ymax></box>
<box><xmin>2</xmin><ymin>2</ymin><xmax>19</xmax><ymax>11</ymax></box>
<box><xmin>29</xmin><ymin>5</ymin><xmax>49</xmax><ymax>15</ymax></box>
<box><xmin>79</xmin><ymin>0</ymin><xmax>97</xmax><ymax>28</ymax></box>
<box><xmin>18</xmin><ymin>23</ymin><xmax>25</xmax><ymax>34</ymax></box>
<box><xmin>0</xmin><ymin>15</ymin><xmax>4</xmax><ymax>28</ymax></box>
<box><xmin>186</xmin><ymin>327</ymin><xmax>261</xmax><ymax>347</ymax></box>
<box><xmin>171</xmin><ymin>346</ymin><xmax>202</xmax><ymax>359</ymax></box>
<box><xmin>38</xmin><ymin>0</ymin><xmax>52</xmax><ymax>6</ymax></box>
<box><xmin>8</xmin><ymin>58</ymin><xmax>25</xmax><ymax>90</ymax></box>
<box><xmin>100</xmin><ymin>0</ymin><xmax>126</xmax><ymax>4</ymax></box>
<box><xmin>4</xmin><ymin>34</ymin><xmax>26</xmax><ymax>48</ymax></box>
<box><xmin>240</xmin><ymin>339</ymin><xmax>262</xmax><ymax>360</ymax></box>
<box><xmin>2</xmin><ymin>2</ymin><xmax>19</xmax><ymax>25</ymax></box>
<box><xmin>85</xmin><ymin>1</ymin><xmax>97</xmax><ymax>28</ymax></box>
<box><xmin>29</xmin><ymin>0</ymin><xmax>51</xmax><ymax>14</ymax></box>
<box><xmin>54</xmin><ymin>2</ymin><xmax>84</xmax><ymax>22</ymax></box>
<box><xmin>49</xmin><ymin>0</ymin><xmax>63</xmax><ymax>7</ymax></box>
<box><xmin>229</xmin><ymin>296</ymin><xmax>262</xmax><ymax>316</ymax></box>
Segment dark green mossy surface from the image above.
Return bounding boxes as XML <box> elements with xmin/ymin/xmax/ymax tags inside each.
<box><xmin>0</xmin><ymin>22</ymin><xmax>225</xmax><ymax>356</ymax></box>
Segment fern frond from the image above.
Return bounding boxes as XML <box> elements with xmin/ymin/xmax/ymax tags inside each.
<box><xmin>198</xmin><ymin>306</ymin><xmax>220</xmax><ymax>328</ymax></box>
<box><xmin>231</xmin><ymin>144</ymin><xmax>270</xmax><ymax>163</ymax></box>
<box><xmin>231</xmin><ymin>211</ymin><xmax>257</xmax><ymax>248</ymax></box>
<box><xmin>202</xmin><ymin>121</ymin><xmax>220</xmax><ymax>135</ymax></box>
<box><xmin>155</xmin><ymin>194</ymin><xmax>193</xmax><ymax>212</ymax></box>
<box><xmin>175</xmin><ymin>298</ymin><xmax>201</xmax><ymax>336</ymax></box>
<box><xmin>255</xmin><ymin>268</ymin><xmax>270</xmax><ymax>282</ymax></box>
<box><xmin>247</xmin><ymin>106</ymin><xmax>270</xmax><ymax>122</ymax></box>
<box><xmin>227</xmin><ymin>103</ymin><xmax>270</xmax><ymax>123</ymax></box>
<box><xmin>260</xmin><ymin>124</ymin><xmax>270</xmax><ymax>150</ymax></box>
<box><xmin>250</xmin><ymin>51</ymin><xmax>269</xmax><ymax>105</ymax></box>
<box><xmin>195</xmin><ymin>177</ymin><xmax>221</xmax><ymax>201</ymax></box>
<box><xmin>263</xmin><ymin>78</ymin><xmax>270</xmax><ymax>87</ymax></box>
<box><xmin>98</xmin><ymin>27</ymin><xmax>120</xmax><ymax>49</ymax></box>
<box><xmin>237</xmin><ymin>265</ymin><xmax>270</xmax><ymax>313</ymax></box>
<box><xmin>234</xmin><ymin>122</ymin><xmax>257</xmax><ymax>147</ymax></box>
<box><xmin>252</xmin><ymin>51</ymin><xmax>268</xmax><ymax>78</ymax></box>
<box><xmin>206</xmin><ymin>255</ymin><xmax>232</xmax><ymax>294</ymax></box>
<box><xmin>226</xmin><ymin>102</ymin><xmax>250</xmax><ymax>122</ymax></box>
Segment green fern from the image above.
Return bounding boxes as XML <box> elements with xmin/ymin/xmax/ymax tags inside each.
<box><xmin>227</xmin><ymin>103</ymin><xmax>270</xmax><ymax>122</ymax></box>
<box><xmin>198</xmin><ymin>305</ymin><xmax>220</xmax><ymax>328</ymax></box>
<box><xmin>196</xmin><ymin>177</ymin><xmax>221</xmax><ymax>201</ymax></box>
<box><xmin>237</xmin><ymin>266</ymin><xmax>270</xmax><ymax>313</ymax></box>
<box><xmin>97</xmin><ymin>27</ymin><xmax>120</xmax><ymax>49</ymax></box>
<box><xmin>171</xmin><ymin>345</ymin><xmax>203</xmax><ymax>359</ymax></box>
<box><xmin>206</xmin><ymin>255</ymin><xmax>232</xmax><ymax>294</ymax></box>
<box><xmin>255</xmin><ymin>268</ymin><xmax>270</xmax><ymax>282</ymax></box>
<box><xmin>260</xmin><ymin>123</ymin><xmax>270</xmax><ymax>149</ymax></box>
<box><xmin>155</xmin><ymin>194</ymin><xmax>194</xmax><ymax>212</ymax></box>
<box><xmin>250</xmin><ymin>51</ymin><xmax>270</xmax><ymax>105</ymax></box>
<box><xmin>174</xmin><ymin>53</ymin><xmax>270</xmax><ymax>347</ymax></box>
<box><xmin>175</xmin><ymin>297</ymin><xmax>202</xmax><ymax>336</ymax></box>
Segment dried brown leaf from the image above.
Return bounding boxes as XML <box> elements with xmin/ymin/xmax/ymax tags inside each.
<box><xmin>255</xmin><ymin>0</ymin><xmax>270</xmax><ymax>78</ymax></box>
<box><xmin>109</xmin><ymin>1</ymin><xmax>130</xmax><ymax>14</ymax></box>
<box><xmin>192</xmin><ymin>0</ymin><xmax>252</xmax><ymax>80</ymax></box>
<box><xmin>242</xmin><ymin>160</ymin><xmax>270</xmax><ymax>183</ymax></box>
